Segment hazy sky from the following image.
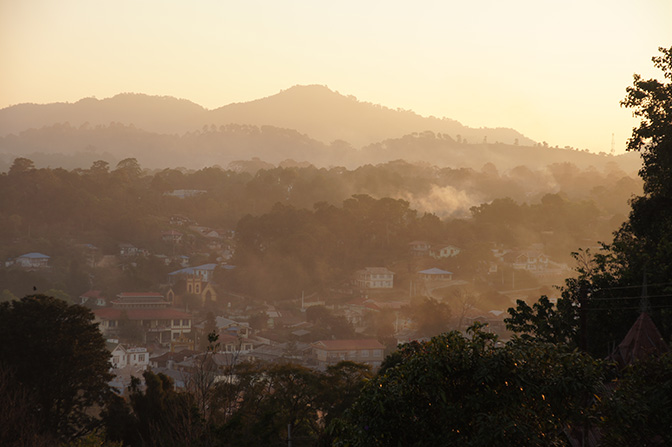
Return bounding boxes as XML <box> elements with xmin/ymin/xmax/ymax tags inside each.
<box><xmin>2</xmin><ymin>0</ymin><xmax>671</xmax><ymax>152</ymax></box>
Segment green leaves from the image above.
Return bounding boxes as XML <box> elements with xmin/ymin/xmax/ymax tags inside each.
<box><xmin>337</xmin><ymin>328</ymin><xmax>605</xmax><ymax>447</ymax></box>
<box><xmin>0</xmin><ymin>295</ymin><xmax>113</xmax><ymax>442</ymax></box>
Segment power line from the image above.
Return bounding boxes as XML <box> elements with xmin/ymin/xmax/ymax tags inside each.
<box><xmin>586</xmin><ymin>281</ymin><xmax>672</xmax><ymax>292</ymax></box>
<box><xmin>586</xmin><ymin>304</ymin><xmax>672</xmax><ymax>311</ymax></box>
<box><xmin>587</xmin><ymin>293</ymin><xmax>672</xmax><ymax>301</ymax></box>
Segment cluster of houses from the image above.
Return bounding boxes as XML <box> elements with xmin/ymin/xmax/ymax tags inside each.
<box><xmin>95</xmin><ymin>285</ymin><xmax>389</xmax><ymax>393</ymax></box>
<box><xmin>408</xmin><ymin>241</ymin><xmax>461</xmax><ymax>258</ymax></box>
<box><xmin>86</xmin><ymin>256</ymin><xmax>465</xmax><ymax>392</ymax></box>
<box><xmin>6</xmin><ymin>229</ymin><xmax>569</xmax><ymax>393</ymax></box>
<box><xmin>409</xmin><ymin>240</ymin><xmax>569</xmax><ymax>278</ymax></box>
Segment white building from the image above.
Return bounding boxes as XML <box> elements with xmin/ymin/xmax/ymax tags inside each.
<box><xmin>13</xmin><ymin>252</ymin><xmax>50</xmax><ymax>269</ymax></box>
<box><xmin>430</xmin><ymin>245</ymin><xmax>461</xmax><ymax>259</ymax></box>
<box><xmin>354</xmin><ymin>267</ymin><xmax>394</xmax><ymax>289</ymax></box>
<box><xmin>110</xmin><ymin>344</ymin><xmax>149</xmax><ymax>370</ymax></box>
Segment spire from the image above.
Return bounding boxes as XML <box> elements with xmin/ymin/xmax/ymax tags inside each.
<box><xmin>639</xmin><ymin>270</ymin><xmax>651</xmax><ymax>314</ymax></box>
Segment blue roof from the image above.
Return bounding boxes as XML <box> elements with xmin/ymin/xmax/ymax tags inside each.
<box><xmin>169</xmin><ymin>263</ymin><xmax>217</xmax><ymax>276</ymax></box>
<box><xmin>20</xmin><ymin>252</ymin><xmax>50</xmax><ymax>259</ymax></box>
<box><xmin>418</xmin><ymin>268</ymin><xmax>452</xmax><ymax>275</ymax></box>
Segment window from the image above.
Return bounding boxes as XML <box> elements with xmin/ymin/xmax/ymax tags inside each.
<box><xmin>138</xmin><ymin>354</ymin><xmax>145</xmax><ymax>362</ymax></box>
<box><xmin>173</xmin><ymin>319</ymin><xmax>180</xmax><ymax>326</ymax></box>
<box><xmin>182</xmin><ymin>319</ymin><xmax>190</xmax><ymax>327</ymax></box>
<box><xmin>373</xmin><ymin>349</ymin><xmax>383</xmax><ymax>357</ymax></box>
<box><xmin>361</xmin><ymin>350</ymin><xmax>369</xmax><ymax>357</ymax></box>
<box><xmin>172</xmin><ymin>332</ymin><xmax>179</xmax><ymax>340</ymax></box>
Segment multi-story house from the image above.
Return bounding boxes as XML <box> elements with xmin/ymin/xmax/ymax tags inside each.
<box><xmin>354</xmin><ymin>267</ymin><xmax>394</xmax><ymax>289</ymax></box>
<box><xmin>94</xmin><ymin>292</ymin><xmax>192</xmax><ymax>345</ymax></box>
<box><xmin>311</xmin><ymin>339</ymin><xmax>386</xmax><ymax>370</ymax></box>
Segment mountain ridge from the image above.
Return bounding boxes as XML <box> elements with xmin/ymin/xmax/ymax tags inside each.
<box><xmin>0</xmin><ymin>85</ymin><xmax>535</xmax><ymax>148</ymax></box>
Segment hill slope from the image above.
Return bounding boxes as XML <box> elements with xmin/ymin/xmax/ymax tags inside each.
<box><xmin>0</xmin><ymin>86</ymin><xmax>534</xmax><ymax>148</ymax></box>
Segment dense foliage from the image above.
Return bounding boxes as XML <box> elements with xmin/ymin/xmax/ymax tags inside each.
<box><xmin>4</xmin><ymin>47</ymin><xmax>672</xmax><ymax>447</ymax></box>
<box><xmin>0</xmin><ymin>295</ymin><xmax>112</xmax><ymax>443</ymax></box>
<box><xmin>335</xmin><ymin>326</ymin><xmax>605</xmax><ymax>446</ymax></box>
<box><xmin>0</xmin><ymin>157</ymin><xmax>636</xmax><ymax>301</ymax></box>
<box><xmin>507</xmin><ymin>46</ymin><xmax>672</xmax><ymax>356</ymax></box>
<box><xmin>101</xmin><ymin>361</ymin><xmax>372</xmax><ymax>447</ymax></box>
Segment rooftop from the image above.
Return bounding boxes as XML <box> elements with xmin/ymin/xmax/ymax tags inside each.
<box><xmin>311</xmin><ymin>339</ymin><xmax>385</xmax><ymax>351</ymax></box>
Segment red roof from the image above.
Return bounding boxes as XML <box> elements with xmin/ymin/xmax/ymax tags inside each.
<box><xmin>117</xmin><ymin>292</ymin><xmax>165</xmax><ymax>298</ymax></box>
<box><xmin>94</xmin><ymin>307</ymin><xmax>192</xmax><ymax>320</ymax></box>
<box><xmin>312</xmin><ymin>339</ymin><xmax>385</xmax><ymax>351</ymax></box>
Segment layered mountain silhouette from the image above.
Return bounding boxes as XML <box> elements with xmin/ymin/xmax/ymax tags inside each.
<box><xmin>0</xmin><ymin>85</ymin><xmax>640</xmax><ymax>173</ymax></box>
<box><xmin>0</xmin><ymin>85</ymin><xmax>532</xmax><ymax>147</ymax></box>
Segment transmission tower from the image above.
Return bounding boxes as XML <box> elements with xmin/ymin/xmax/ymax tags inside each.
<box><xmin>611</xmin><ymin>133</ymin><xmax>615</xmax><ymax>155</ymax></box>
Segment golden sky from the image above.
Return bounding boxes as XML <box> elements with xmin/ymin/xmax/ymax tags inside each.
<box><xmin>1</xmin><ymin>0</ymin><xmax>671</xmax><ymax>152</ymax></box>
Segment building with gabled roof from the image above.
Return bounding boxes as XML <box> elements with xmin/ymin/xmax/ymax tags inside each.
<box><xmin>502</xmin><ymin>250</ymin><xmax>549</xmax><ymax>272</ymax></box>
<box><xmin>408</xmin><ymin>240</ymin><xmax>431</xmax><ymax>256</ymax></box>
<box><xmin>168</xmin><ymin>263</ymin><xmax>217</xmax><ymax>284</ymax></box>
<box><xmin>430</xmin><ymin>244</ymin><xmax>461</xmax><ymax>259</ymax></box>
<box><xmin>94</xmin><ymin>307</ymin><xmax>192</xmax><ymax>345</ymax></box>
<box><xmin>354</xmin><ymin>267</ymin><xmax>394</xmax><ymax>289</ymax></box>
<box><xmin>165</xmin><ymin>276</ymin><xmax>217</xmax><ymax>308</ymax></box>
<box><xmin>111</xmin><ymin>292</ymin><xmax>170</xmax><ymax>309</ymax></box>
<box><xmin>161</xmin><ymin>230</ymin><xmax>183</xmax><ymax>243</ymax></box>
<box><xmin>609</xmin><ymin>312</ymin><xmax>669</xmax><ymax>368</ymax></box>
<box><xmin>79</xmin><ymin>290</ymin><xmax>107</xmax><ymax>308</ymax></box>
<box><xmin>109</xmin><ymin>344</ymin><xmax>149</xmax><ymax>370</ymax></box>
<box><xmin>310</xmin><ymin>339</ymin><xmax>385</xmax><ymax>370</ymax></box>
<box><xmin>418</xmin><ymin>267</ymin><xmax>453</xmax><ymax>281</ymax></box>
<box><xmin>12</xmin><ymin>252</ymin><xmax>50</xmax><ymax>269</ymax></box>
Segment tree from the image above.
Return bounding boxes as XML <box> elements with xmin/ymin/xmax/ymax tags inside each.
<box><xmin>317</xmin><ymin>361</ymin><xmax>372</xmax><ymax>446</ymax></box>
<box><xmin>188</xmin><ymin>331</ymin><xmax>220</xmax><ymax>422</ymax></box>
<box><xmin>306</xmin><ymin>305</ymin><xmax>355</xmax><ymax>339</ymax></box>
<box><xmin>335</xmin><ymin>326</ymin><xmax>605</xmax><ymax>447</ymax></box>
<box><xmin>0</xmin><ymin>295</ymin><xmax>113</xmax><ymax>442</ymax></box>
<box><xmin>216</xmin><ymin>361</ymin><xmax>323</xmax><ymax>446</ymax></box>
<box><xmin>8</xmin><ymin>157</ymin><xmax>35</xmax><ymax>175</ymax></box>
<box><xmin>0</xmin><ymin>365</ymin><xmax>57</xmax><ymax>447</ymax></box>
<box><xmin>621</xmin><ymin>46</ymin><xmax>672</xmax><ymax>194</ymax></box>
<box><xmin>0</xmin><ymin>289</ymin><xmax>17</xmax><ymax>303</ymax></box>
<box><xmin>104</xmin><ymin>371</ymin><xmax>205</xmax><ymax>447</ymax></box>
<box><xmin>505</xmin><ymin>294</ymin><xmax>580</xmax><ymax>347</ymax></box>
<box><xmin>507</xmin><ymin>47</ymin><xmax>672</xmax><ymax>353</ymax></box>
<box><xmin>600</xmin><ymin>353</ymin><xmax>672</xmax><ymax>446</ymax></box>
<box><xmin>407</xmin><ymin>296</ymin><xmax>452</xmax><ymax>338</ymax></box>
<box><xmin>89</xmin><ymin>159</ymin><xmax>110</xmax><ymax>175</ymax></box>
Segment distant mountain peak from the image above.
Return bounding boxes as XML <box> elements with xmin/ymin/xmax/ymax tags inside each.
<box><xmin>0</xmin><ymin>85</ymin><xmax>535</xmax><ymax>148</ymax></box>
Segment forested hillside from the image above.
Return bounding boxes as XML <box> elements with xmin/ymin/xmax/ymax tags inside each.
<box><xmin>0</xmin><ymin>156</ymin><xmax>640</xmax><ymax>302</ymax></box>
<box><xmin>0</xmin><ymin>85</ymin><xmax>641</xmax><ymax>172</ymax></box>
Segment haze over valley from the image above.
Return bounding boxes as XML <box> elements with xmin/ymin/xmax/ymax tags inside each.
<box><xmin>3</xmin><ymin>1</ymin><xmax>672</xmax><ymax>445</ymax></box>
<box><xmin>0</xmin><ymin>85</ymin><xmax>640</xmax><ymax>172</ymax></box>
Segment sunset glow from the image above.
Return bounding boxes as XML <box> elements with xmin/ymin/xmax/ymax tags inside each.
<box><xmin>2</xmin><ymin>0</ymin><xmax>671</xmax><ymax>152</ymax></box>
